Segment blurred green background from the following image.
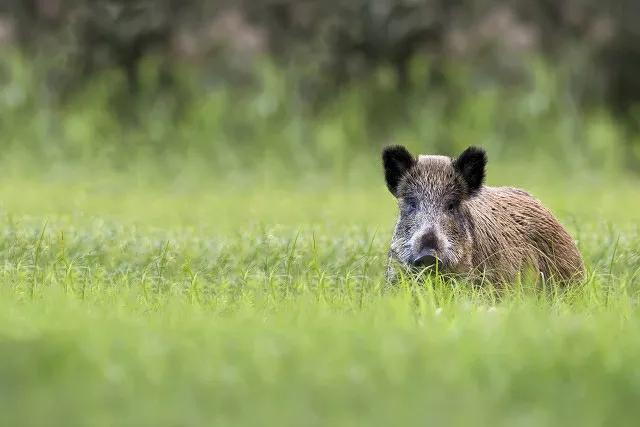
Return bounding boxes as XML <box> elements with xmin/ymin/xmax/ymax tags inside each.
<box><xmin>1</xmin><ymin>0</ymin><xmax>639</xmax><ymax>180</ymax></box>
<box><xmin>0</xmin><ymin>1</ymin><xmax>638</xmax><ymax>225</ymax></box>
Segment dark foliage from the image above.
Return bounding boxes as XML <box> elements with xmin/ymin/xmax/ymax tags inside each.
<box><xmin>0</xmin><ymin>0</ymin><xmax>639</xmax><ymax>114</ymax></box>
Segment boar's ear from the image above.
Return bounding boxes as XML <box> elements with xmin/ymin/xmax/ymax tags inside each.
<box><xmin>382</xmin><ymin>145</ymin><xmax>416</xmax><ymax>197</ymax></box>
<box><xmin>453</xmin><ymin>146</ymin><xmax>487</xmax><ymax>194</ymax></box>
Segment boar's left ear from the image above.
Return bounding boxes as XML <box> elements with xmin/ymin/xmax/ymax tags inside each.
<box><xmin>382</xmin><ymin>145</ymin><xmax>416</xmax><ymax>197</ymax></box>
<box><xmin>453</xmin><ymin>146</ymin><xmax>487</xmax><ymax>194</ymax></box>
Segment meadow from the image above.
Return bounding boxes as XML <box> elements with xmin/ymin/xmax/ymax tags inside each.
<box><xmin>1</xmin><ymin>56</ymin><xmax>640</xmax><ymax>426</ymax></box>
<box><xmin>0</xmin><ymin>166</ymin><xmax>638</xmax><ymax>426</ymax></box>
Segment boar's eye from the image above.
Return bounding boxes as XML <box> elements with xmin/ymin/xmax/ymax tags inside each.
<box><xmin>447</xmin><ymin>201</ymin><xmax>459</xmax><ymax>212</ymax></box>
<box><xmin>401</xmin><ymin>197</ymin><xmax>419</xmax><ymax>213</ymax></box>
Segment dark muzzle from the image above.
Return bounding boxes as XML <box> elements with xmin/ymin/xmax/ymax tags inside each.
<box><xmin>412</xmin><ymin>249</ymin><xmax>439</xmax><ymax>268</ymax></box>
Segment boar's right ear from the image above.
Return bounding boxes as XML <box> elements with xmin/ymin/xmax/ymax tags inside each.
<box><xmin>382</xmin><ymin>145</ymin><xmax>415</xmax><ymax>197</ymax></box>
<box><xmin>453</xmin><ymin>146</ymin><xmax>487</xmax><ymax>195</ymax></box>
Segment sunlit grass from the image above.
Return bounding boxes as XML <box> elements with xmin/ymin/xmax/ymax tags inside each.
<box><xmin>0</xmin><ymin>160</ymin><xmax>638</xmax><ymax>228</ymax></box>
<box><xmin>0</xmin><ymin>189</ymin><xmax>638</xmax><ymax>425</ymax></box>
<box><xmin>0</xmin><ymin>51</ymin><xmax>639</xmax><ymax>426</ymax></box>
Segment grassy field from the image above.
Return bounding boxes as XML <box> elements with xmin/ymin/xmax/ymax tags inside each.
<box><xmin>1</xmin><ymin>51</ymin><xmax>640</xmax><ymax>426</ymax></box>
<box><xmin>0</xmin><ymin>161</ymin><xmax>639</xmax><ymax>426</ymax></box>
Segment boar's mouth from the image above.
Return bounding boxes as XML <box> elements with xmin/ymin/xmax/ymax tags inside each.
<box><xmin>409</xmin><ymin>258</ymin><xmax>449</xmax><ymax>275</ymax></box>
<box><xmin>412</xmin><ymin>248</ymin><xmax>438</xmax><ymax>268</ymax></box>
<box><xmin>389</xmin><ymin>248</ymin><xmax>451</xmax><ymax>276</ymax></box>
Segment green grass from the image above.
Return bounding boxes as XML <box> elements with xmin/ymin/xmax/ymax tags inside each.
<box><xmin>2</xmin><ymin>51</ymin><xmax>640</xmax><ymax>426</ymax></box>
<box><xmin>0</xmin><ymin>167</ymin><xmax>639</xmax><ymax>426</ymax></box>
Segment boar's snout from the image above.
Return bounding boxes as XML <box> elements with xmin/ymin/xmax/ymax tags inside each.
<box><xmin>412</xmin><ymin>249</ymin><xmax>438</xmax><ymax>268</ymax></box>
<box><xmin>411</xmin><ymin>229</ymin><xmax>442</xmax><ymax>268</ymax></box>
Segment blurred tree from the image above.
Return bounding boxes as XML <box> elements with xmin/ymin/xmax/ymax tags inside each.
<box><xmin>0</xmin><ymin>0</ymin><xmax>638</xmax><ymax>116</ymax></box>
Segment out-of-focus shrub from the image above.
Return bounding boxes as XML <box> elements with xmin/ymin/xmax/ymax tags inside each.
<box><xmin>1</xmin><ymin>0</ymin><xmax>638</xmax><ymax>113</ymax></box>
<box><xmin>0</xmin><ymin>0</ymin><xmax>638</xmax><ymax>173</ymax></box>
<box><xmin>0</xmin><ymin>51</ymin><xmax>629</xmax><ymax>177</ymax></box>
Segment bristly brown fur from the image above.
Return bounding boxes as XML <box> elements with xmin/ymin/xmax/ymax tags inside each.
<box><xmin>384</xmin><ymin>145</ymin><xmax>585</xmax><ymax>285</ymax></box>
<box><xmin>464</xmin><ymin>186</ymin><xmax>584</xmax><ymax>283</ymax></box>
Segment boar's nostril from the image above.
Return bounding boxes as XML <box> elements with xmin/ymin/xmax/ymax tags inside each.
<box><xmin>412</xmin><ymin>249</ymin><xmax>438</xmax><ymax>268</ymax></box>
<box><xmin>419</xmin><ymin>230</ymin><xmax>440</xmax><ymax>253</ymax></box>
